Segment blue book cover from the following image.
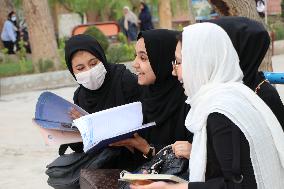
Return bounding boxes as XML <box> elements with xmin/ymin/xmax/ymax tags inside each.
<box><xmin>34</xmin><ymin>91</ymin><xmax>88</xmax><ymax>131</ymax></box>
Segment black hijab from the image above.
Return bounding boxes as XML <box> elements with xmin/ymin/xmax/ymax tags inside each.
<box><xmin>208</xmin><ymin>17</ymin><xmax>270</xmax><ymax>89</ymax></box>
<box><xmin>65</xmin><ymin>34</ymin><xmax>139</xmax><ymax>113</ymax></box>
<box><xmin>209</xmin><ymin>17</ymin><xmax>284</xmax><ymax>130</ymax></box>
<box><xmin>138</xmin><ymin>29</ymin><xmax>186</xmax><ymax>124</ymax></box>
<box><xmin>137</xmin><ymin>29</ymin><xmax>191</xmax><ymax>146</ymax></box>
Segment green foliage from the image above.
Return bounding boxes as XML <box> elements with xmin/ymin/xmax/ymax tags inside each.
<box><xmin>57</xmin><ymin>38</ymin><xmax>67</xmax><ymax>69</ymax></box>
<box><xmin>0</xmin><ymin>60</ymin><xmax>33</xmax><ymax>78</ymax></box>
<box><xmin>57</xmin><ymin>0</ymin><xmax>132</xmax><ymax>20</ymax></box>
<box><xmin>19</xmin><ymin>58</ymin><xmax>32</xmax><ymax>73</ymax></box>
<box><xmin>117</xmin><ymin>32</ymin><xmax>128</xmax><ymax>44</ymax></box>
<box><xmin>1</xmin><ymin>48</ymin><xmax>8</xmax><ymax>55</ymax></box>
<box><xmin>84</xmin><ymin>26</ymin><xmax>109</xmax><ymax>51</ymax></box>
<box><xmin>38</xmin><ymin>59</ymin><xmax>54</xmax><ymax>73</ymax></box>
<box><xmin>12</xmin><ymin>0</ymin><xmax>22</xmax><ymax>8</ymax></box>
<box><xmin>106</xmin><ymin>43</ymin><xmax>135</xmax><ymax>63</ymax></box>
<box><xmin>273</xmin><ymin>24</ymin><xmax>284</xmax><ymax>40</ymax></box>
<box><xmin>17</xmin><ymin>39</ymin><xmax>27</xmax><ymax>61</ymax></box>
<box><xmin>269</xmin><ymin>16</ymin><xmax>284</xmax><ymax>40</ymax></box>
<box><xmin>170</xmin><ymin>0</ymin><xmax>189</xmax><ymax>16</ymax></box>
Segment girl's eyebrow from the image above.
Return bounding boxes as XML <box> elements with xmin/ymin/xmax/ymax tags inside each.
<box><xmin>75</xmin><ymin>64</ymin><xmax>84</xmax><ymax>68</ymax></box>
<box><xmin>138</xmin><ymin>51</ymin><xmax>147</xmax><ymax>56</ymax></box>
<box><xmin>88</xmin><ymin>58</ymin><xmax>98</xmax><ymax>63</ymax></box>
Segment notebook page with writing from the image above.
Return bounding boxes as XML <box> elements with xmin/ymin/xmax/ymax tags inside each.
<box><xmin>73</xmin><ymin>102</ymin><xmax>148</xmax><ymax>152</ymax></box>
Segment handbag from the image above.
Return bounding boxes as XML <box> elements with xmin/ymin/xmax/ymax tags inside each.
<box><xmin>118</xmin><ymin>145</ymin><xmax>189</xmax><ymax>188</ymax></box>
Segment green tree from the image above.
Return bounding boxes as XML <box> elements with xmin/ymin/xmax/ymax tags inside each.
<box><xmin>53</xmin><ymin>0</ymin><xmax>132</xmax><ymax>21</ymax></box>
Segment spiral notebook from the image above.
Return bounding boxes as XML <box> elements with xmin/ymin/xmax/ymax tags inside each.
<box><xmin>34</xmin><ymin>92</ymin><xmax>155</xmax><ymax>152</ymax></box>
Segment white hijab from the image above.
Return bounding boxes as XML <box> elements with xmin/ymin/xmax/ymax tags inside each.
<box><xmin>123</xmin><ymin>6</ymin><xmax>138</xmax><ymax>30</ymax></box>
<box><xmin>182</xmin><ymin>23</ymin><xmax>284</xmax><ymax>189</ymax></box>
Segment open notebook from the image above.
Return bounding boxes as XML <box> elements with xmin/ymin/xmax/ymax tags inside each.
<box><xmin>34</xmin><ymin>92</ymin><xmax>155</xmax><ymax>152</ymax></box>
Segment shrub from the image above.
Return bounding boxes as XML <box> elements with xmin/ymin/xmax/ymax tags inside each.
<box><xmin>84</xmin><ymin>26</ymin><xmax>109</xmax><ymax>51</ymax></box>
<box><xmin>58</xmin><ymin>38</ymin><xmax>67</xmax><ymax>69</ymax></box>
<box><xmin>271</xmin><ymin>22</ymin><xmax>284</xmax><ymax>40</ymax></box>
<box><xmin>106</xmin><ymin>43</ymin><xmax>135</xmax><ymax>63</ymax></box>
<box><xmin>38</xmin><ymin>59</ymin><xmax>54</xmax><ymax>73</ymax></box>
<box><xmin>117</xmin><ymin>32</ymin><xmax>128</xmax><ymax>44</ymax></box>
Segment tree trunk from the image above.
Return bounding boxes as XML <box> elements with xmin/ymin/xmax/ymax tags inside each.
<box><xmin>158</xmin><ymin>0</ymin><xmax>172</xmax><ymax>29</ymax></box>
<box><xmin>188</xmin><ymin>0</ymin><xmax>196</xmax><ymax>24</ymax></box>
<box><xmin>22</xmin><ymin>0</ymin><xmax>61</xmax><ymax>72</ymax></box>
<box><xmin>0</xmin><ymin>0</ymin><xmax>14</xmax><ymax>49</ymax></box>
<box><xmin>208</xmin><ymin>0</ymin><xmax>273</xmax><ymax>72</ymax></box>
<box><xmin>86</xmin><ymin>11</ymin><xmax>99</xmax><ymax>23</ymax></box>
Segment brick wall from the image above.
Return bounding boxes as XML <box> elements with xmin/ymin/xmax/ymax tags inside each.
<box><xmin>267</xmin><ymin>0</ymin><xmax>282</xmax><ymax>15</ymax></box>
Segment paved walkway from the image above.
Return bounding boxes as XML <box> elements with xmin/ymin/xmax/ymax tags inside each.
<box><xmin>0</xmin><ymin>55</ymin><xmax>283</xmax><ymax>188</ymax></box>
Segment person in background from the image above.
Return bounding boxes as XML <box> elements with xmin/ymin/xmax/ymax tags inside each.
<box><xmin>138</xmin><ymin>1</ymin><xmax>154</xmax><ymax>31</ymax></box>
<box><xmin>130</xmin><ymin>22</ymin><xmax>284</xmax><ymax>189</ymax></box>
<box><xmin>1</xmin><ymin>11</ymin><xmax>18</xmax><ymax>54</ymax></box>
<box><xmin>256</xmin><ymin>0</ymin><xmax>265</xmax><ymax>18</ymax></box>
<box><xmin>123</xmin><ymin>6</ymin><xmax>139</xmax><ymax>41</ymax></box>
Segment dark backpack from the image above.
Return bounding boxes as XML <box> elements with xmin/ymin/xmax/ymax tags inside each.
<box><xmin>46</xmin><ymin>148</ymin><xmax>123</xmax><ymax>189</ymax></box>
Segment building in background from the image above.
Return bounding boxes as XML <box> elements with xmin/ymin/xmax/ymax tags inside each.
<box><xmin>267</xmin><ymin>0</ymin><xmax>282</xmax><ymax>15</ymax></box>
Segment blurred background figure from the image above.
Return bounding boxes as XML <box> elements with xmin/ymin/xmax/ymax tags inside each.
<box><xmin>17</xmin><ymin>20</ymin><xmax>32</xmax><ymax>54</ymax></box>
<box><xmin>138</xmin><ymin>1</ymin><xmax>154</xmax><ymax>31</ymax></box>
<box><xmin>256</xmin><ymin>0</ymin><xmax>266</xmax><ymax>18</ymax></box>
<box><xmin>1</xmin><ymin>11</ymin><xmax>18</xmax><ymax>54</ymax></box>
<box><xmin>123</xmin><ymin>6</ymin><xmax>139</xmax><ymax>41</ymax></box>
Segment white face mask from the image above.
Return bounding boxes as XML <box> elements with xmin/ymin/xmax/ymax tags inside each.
<box><xmin>11</xmin><ymin>16</ymin><xmax>16</xmax><ymax>21</ymax></box>
<box><xmin>75</xmin><ymin>62</ymin><xmax>107</xmax><ymax>90</ymax></box>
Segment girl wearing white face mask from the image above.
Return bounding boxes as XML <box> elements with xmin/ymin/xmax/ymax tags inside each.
<box><xmin>61</xmin><ymin>34</ymin><xmax>142</xmax><ymax>162</ymax></box>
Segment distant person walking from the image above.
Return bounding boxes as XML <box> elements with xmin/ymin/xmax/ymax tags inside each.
<box><xmin>138</xmin><ymin>2</ymin><xmax>154</xmax><ymax>31</ymax></box>
<box><xmin>256</xmin><ymin>0</ymin><xmax>265</xmax><ymax>18</ymax></box>
<box><xmin>1</xmin><ymin>11</ymin><xmax>18</xmax><ymax>54</ymax></box>
<box><xmin>123</xmin><ymin>6</ymin><xmax>139</xmax><ymax>41</ymax></box>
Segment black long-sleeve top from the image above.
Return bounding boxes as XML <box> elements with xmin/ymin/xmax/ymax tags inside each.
<box><xmin>189</xmin><ymin>112</ymin><xmax>257</xmax><ymax>189</ymax></box>
<box><xmin>257</xmin><ymin>81</ymin><xmax>284</xmax><ymax>131</ymax></box>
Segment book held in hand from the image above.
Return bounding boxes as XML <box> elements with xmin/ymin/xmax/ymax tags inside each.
<box><xmin>33</xmin><ymin>91</ymin><xmax>155</xmax><ymax>152</ymax></box>
<box><xmin>119</xmin><ymin>171</ymin><xmax>188</xmax><ymax>184</ymax></box>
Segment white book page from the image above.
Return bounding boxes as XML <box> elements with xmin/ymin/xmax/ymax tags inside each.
<box><xmin>73</xmin><ymin>102</ymin><xmax>144</xmax><ymax>152</ymax></box>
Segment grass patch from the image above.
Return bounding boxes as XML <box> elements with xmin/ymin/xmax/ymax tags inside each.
<box><xmin>0</xmin><ymin>60</ymin><xmax>33</xmax><ymax>78</ymax></box>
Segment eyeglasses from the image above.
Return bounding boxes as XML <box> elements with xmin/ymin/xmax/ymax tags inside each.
<box><xmin>172</xmin><ymin>60</ymin><xmax>181</xmax><ymax>69</ymax></box>
<box><xmin>172</xmin><ymin>60</ymin><xmax>181</xmax><ymax>76</ymax></box>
